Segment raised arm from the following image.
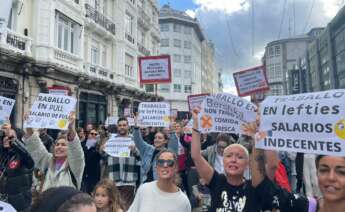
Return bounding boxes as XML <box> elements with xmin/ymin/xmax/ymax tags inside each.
<box><xmin>133</xmin><ymin>127</ymin><xmax>154</xmax><ymax>155</ymax></box>
<box><xmin>190</xmin><ymin>109</ymin><xmax>214</xmax><ymax>184</ymax></box>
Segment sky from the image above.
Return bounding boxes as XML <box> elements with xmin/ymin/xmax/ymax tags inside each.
<box><xmin>159</xmin><ymin>0</ymin><xmax>344</xmax><ymax>94</ymax></box>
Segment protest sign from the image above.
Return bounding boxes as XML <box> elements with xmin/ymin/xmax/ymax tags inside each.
<box><xmin>104</xmin><ymin>137</ymin><xmax>133</xmax><ymax>158</ymax></box>
<box><xmin>24</xmin><ymin>93</ymin><xmax>76</xmax><ymax>130</ymax></box>
<box><xmin>257</xmin><ymin>89</ymin><xmax>345</xmax><ymax>156</ymax></box>
<box><xmin>233</xmin><ymin>65</ymin><xmax>269</xmax><ymax>97</ymax></box>
<box><xmin>124</xmin><ymin>108</ymin><xmax>131</xmax><ymax>117</ymax></box>
<box><xmin>138</xmin><ymin>102</ymin><xmax>170</xmax><ymax>127</ymax></box>
<box><xmin>138</xmin><ymin>55</ymin><xmax>171</xmax><ymax>84</ymax></box>
<box><xmin>127</xmin><ymin>117</ymin><xmax>135</xmax><ymax>126</ymax></box>
<box><xmin>0</xmin><ymin>96</ymin><xmax>15</xmax><ymax>126</ymax></box>
<box><xmin>171</xmin><ymin>109</ymin><xmax>178</xmax><ymax>118</ymax></box>
<box><xmin>105</xmin><ymin>116</ymin><xmax>118</xmax><ymax>126</ymax></box>
<box><xmin>188</xmin><ymin>93</ymin><xmax>210</xmax><ymax>111</ymax></box>
<box><xmin>198</xmin><ymin>93</ymin><xmax>257</xmax><ymax>133</ymax></box>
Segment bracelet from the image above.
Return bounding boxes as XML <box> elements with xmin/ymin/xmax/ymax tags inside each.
<box><xmin>192</xmin><ymin>128</ymin><xmax>200</xmax><ymax>134</ymax></box>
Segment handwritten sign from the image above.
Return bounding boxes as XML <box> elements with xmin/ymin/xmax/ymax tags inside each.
<box><xmin>257</xmin><ymin>90</ymin><xmax>345</xmax><ymax>156</ymax></box>
<box><xmin>105</xmin><ymin>116</ymin><xmax>119</xmax><ymax>126</ymax></box>
<box><xmin>188</xmin><ymin>93</ymin><xmax>210</xmax><ymax>111</ymax></box>
<box><xmin>138</xmin><ymin>102</ymin><xmax>170</xmax><ymax>127</ymax></box>
<box><xmin>139</xmin><ymin>55</ymin><xmax>171</xmax><ymax>84</ymax></box>
<box><xmin>0</xmin><ymin>96</ymin><xmax>15</xmax><ymax>125</ymax></box>
<box><xmin>198</xmin><ymin>93</ymin><xmax>257</xmax><ymax>133</ymax></box>
<box><xmin>233</xmin><ymin>65</ymin><xmax>269</xmax><ymax>97</ymax></box>
<box><xmin>24</xmin><ymin>93</ymin><xmax>76</xmax><ymax>130</ymax></box>
<box><xmin>104</xmin><ymin>137</ymin><xmax>133</xmax><ymax>158</ymax></box>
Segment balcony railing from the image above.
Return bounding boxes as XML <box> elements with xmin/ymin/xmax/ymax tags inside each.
<box><xmin>0</xmin><ymin>29</ymin><xmax>32</xmax><ymax>56</ymax></box>
<box><xmin>125</xmin><ymin>33</ymin><xmax>135</xmax><ymax>44</ymax></box>
<box><xmin>84</xmin><ymin>63</ymin><xmax>111</xmax><ymax>80</ymax></box>
<box><xmin>137</xmin><ymin>7</ymin><xmax>151</xmax><ymax>29</ymax></box>
<box><xmin>54</xmin><ymin>48</ymin><xmax>81</xmax><ymax>66</ymax></box>
<box><xmin>137</xmin><ymin>43</ymin><xmax>150</xmax><ymax>56</ymax></box>
<box><xmin>85</xmin><ymin>4</ymin><xmax>116</xmax><ymax>35</ymax></box>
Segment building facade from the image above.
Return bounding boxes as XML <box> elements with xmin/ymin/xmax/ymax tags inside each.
<box><xmin>201</xmin><ymin>40</ymin><xmax>217</xmax><ymax>94</ymax></box>
<box><xmin>157</xmin><ymin>5</ymin><xmax>208</xmax><ymax>117</ymax></box>
<box><xmin>0</xmin><ymin>0</ymin><xmax>160</xmax><ymax>128</ymax></box>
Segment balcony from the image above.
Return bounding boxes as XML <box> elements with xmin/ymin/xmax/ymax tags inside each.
<box><xmin>84</xmin><ymin>62</ymin><xmax>112</xmax><ymax>81</ymax></box>
<box><xmin>137</xmin><ymin>6</ymin><xmax>151</xmax><ymax>30</ymax></box>
<box><xmin>0</xmin><ymin>29</ymin><xmax>32</xmax><ymax>56</ymax></box>
<box><xmin>85</xmin><ymin>3</ymin><xmax>116</xmax><ymax>35</ymax></box>
<box><xmin>125</xmin><ymin>33</ymin><xmax>135</xmax><ymax>44</ymax></box>
<box><xmin>137</xmin><ymin>43</ymin><xmax>150</xmax><ymax>56</ymax></box>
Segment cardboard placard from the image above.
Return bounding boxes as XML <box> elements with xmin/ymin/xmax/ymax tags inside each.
<box><xmin>104</xmin><ymin>137</ymin><xmax>133</xmax><ymax>158</ymax></box>
<box><xmin>138</xmin><ymin>102</ymin><xmax>170</xmax><ymax>127</ymax></box>
<box><xmin>0</xmin><ymin>96</ymin><xmax>15</xmax><ymax>126</ymax></box>
<box><xmin>139</xmin><ymin>55</ymin><xmax>172</xmax><ymax>84</ymax></box>
<box><xmin>188</xmin><ymin>93</ymin><xmax>210</xmax><ymax>111</ymax></box>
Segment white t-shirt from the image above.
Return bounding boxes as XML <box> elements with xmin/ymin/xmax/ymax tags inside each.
<box><xmin>214</xmin><ymin>154</ymin><xmax>224</xmax><ymax>174</ymax></box>
<box><xmin>128</xmin><ymin>181</ymin><xmax>191</xmax><ymax>212</ymax></box>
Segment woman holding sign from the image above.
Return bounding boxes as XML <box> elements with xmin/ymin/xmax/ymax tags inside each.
<box><xmin>133</xmin><ymin>115</ymin><xmax>178</xmax><ymax>183</ymax></box>
<box><xmin>23</xmin><ymin>113</ymin><xmax>85</xmax><ymax>191</ymax></box>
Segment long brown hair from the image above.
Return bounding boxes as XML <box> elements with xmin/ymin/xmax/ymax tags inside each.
<box><xmin>93</xmin><ymin>178</ymin><xmax>124</xmax><ymax>212</ymax></box>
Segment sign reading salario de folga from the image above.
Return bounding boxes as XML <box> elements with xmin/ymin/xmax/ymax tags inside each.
<box><xmin>138</xmin><ymin>102</ymin><xmax>171</xmax><ymax>127</ymax></box>
<box><xmin>24</xmin><ymin>93</ymin><xmax>77</xmax><ymax>130</ymax></box>
<box><xmin>257</xmin><ymin>89</ymin><xmax>345</xmax><ymax>156</ymax></box>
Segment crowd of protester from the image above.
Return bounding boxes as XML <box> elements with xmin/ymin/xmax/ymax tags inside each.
<box><xmin>0</xmin><ymin>110</ymin><xmax>345</xmax><ymax>212</ymax></box>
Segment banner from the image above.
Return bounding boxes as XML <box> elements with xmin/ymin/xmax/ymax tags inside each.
<box><xmin>24</xmin><ymin>93</ymin><xmax>77</xmax><ymax>130</ymax></box>
<box><xmin>104</xmin><ymin>137</ymin><xmax>133</xmax><ymax>158</ymax></box>
<box><xmin>257</xmin><ymin>90</ymin><xmax>345</xmax><ymax>156</ymax></box>
<box><xmin>138</xmin><ymin>102</ymin><xmax>170</xmax><ymax>127</ymax></box>
<box><xmin>198</xmin><ymin>93</ymin><xmax>257</xmax><ymax>133</ymax></box>
<box><xmin>233</xmin><ymin>65</ymin><xmax>269</xmax><ymax>97</ymax></box>
<box><xmin>187</xmin><ymin>93</ymin><xmax>210</xmax><ymax>111</ymax></box>
<box><xmin>0</xmin><ymin>96</ymin><xmax>15</xmax><ymax>125</ymax></box>
<box><xmin>0</xmin><ymin>0</ymin><xmax>12</xmax><ymax>35</ymax></box>
<box><xmin>139</xmin><ymin>55</ymin><xmax>171</xmax><ymax>84</ymax></box>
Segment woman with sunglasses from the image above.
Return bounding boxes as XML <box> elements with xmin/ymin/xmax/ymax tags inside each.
<box><xmin>128</xmin><ymin>149</ymin><xmax>191</xmax><ymax>212</ymax></box>
<box><xmin>132</xmin><ymin>116</ymin><xmax>179</xmax><ymax>183</ymax></box>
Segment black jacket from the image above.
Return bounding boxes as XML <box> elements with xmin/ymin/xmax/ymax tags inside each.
<box><xmin>81</xmin><ymin>140</ymin><xmax>101</xmax><ymax>193</ymax></box>
<box><xmin>0</xmin><ymin>139</ymin><xmax>34</xmax><ymax>212</ymax></box>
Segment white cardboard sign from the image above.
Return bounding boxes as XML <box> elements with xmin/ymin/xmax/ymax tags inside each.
<box><xmin>257</xmin><ymin>89</ymin><xmax>345</xmax><ymax>156</ymax></box>
<box><xmin>138</xmin><ymin>102</ymin><xmax>170</xmax><ymax>127</ymax></box>
<box><xmin>104</xmin><ymin>137</ymin><xmax>133</xmax><ymax>158</ymax></box>
<box><xmin>0</xmin><ymin>96</ymin><xmax>15</xmax><ymax>125</ymax></box>
<box><xmin>24</xmin><ymin>93</ymin><xmax>76</xmax><ymax>130</ymax></box>
<box><xmin>105</xmin><ymin>116</ymin><xmax>119</xmax><ymax>126</ymax></box>
<box><xmin>198</xmin><ymin>93</ymin><xmax>257</xmax><ymax>133</ymax></box>
<box><xmin>187</xmin><ymin>93</ymin><xmax>209</xmax><ymax>111</ymax></box>
<box><xmin>139</xmin><ymin>55</ymin><xmax>171</xmax><ymax>84</ymax></box>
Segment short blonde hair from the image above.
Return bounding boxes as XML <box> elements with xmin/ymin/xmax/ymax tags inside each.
<box><xmin>224</xmin><ymin>143</ymin><xmax>250</xmax><ymax>160</ymax></box>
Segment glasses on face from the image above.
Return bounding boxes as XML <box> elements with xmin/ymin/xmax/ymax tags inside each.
<box><xmin>90</xmin><ymin>132</ymin><xmax>98</xmax><ymax>136</ymax></box>
<box><xmin>157</xmin><ymin>159</ymin><xmax>175</xmax><ymax>167</ymax></box>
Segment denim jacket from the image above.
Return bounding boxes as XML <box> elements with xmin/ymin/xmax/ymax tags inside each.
<box><xmin>133</xmin><ymin>128</ymin><xmax>178</xmax><ymax>183</ymax></box>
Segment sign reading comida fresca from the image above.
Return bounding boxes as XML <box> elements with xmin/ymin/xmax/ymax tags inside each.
<box><xmin>138</xmin><ymin>55</ymin><xmax>171</xmax><ymax>84</ymax></box>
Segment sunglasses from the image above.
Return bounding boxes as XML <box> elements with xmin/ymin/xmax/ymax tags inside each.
<box><xmin>90</xmin><ymin>133</ymin><xmax>98</xmax><ymax>136</ymax></box>
<box><xmin>157</xmin><ymin>159</ymin><xmax>175</xmax><ymax>167</ymax></box>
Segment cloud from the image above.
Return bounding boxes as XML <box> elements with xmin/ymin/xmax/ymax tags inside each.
<box><xmin>193</xmin><ymin>0</ymin><xmax>250</xmax><ymax>14</ymax></box>
<box><xmin>321</xmin><ymin>0</ymin><xmax>342</xmax><ymax>18</ymax></box>
<box><xmin>185</xmin><ymin>9</ymin><xmax>196</xmax><ymax>18</ymax></box>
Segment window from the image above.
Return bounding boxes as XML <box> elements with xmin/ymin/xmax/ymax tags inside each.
<box><xmin>174</xmin><ymin>84</ymin><xmax>181</xmax><ymax>92</ymax></box>
<box><xmin>184</xmin><ymin>41</ymin><xmax>191</xmax><ymax>49</ymax></box>
<box><xmin>138</xmin><ymin>30</ymin><xmax>145</xmax><ymax>46</ymax></box>
<box><xmin>160</xmin><ymin>23</ymin><xmax>169</xmax><ymax>32</ymax></box>
<box><xmin>145</xmin><ymin>84</ymin><xmax>154</xmax><ymax>92</ymax></box>
<box><xmin>159</xmin><ymin>84</ymin><xmax>170</xmax><ymax>92</ymax></box>
<box><xmin>160</xmin><ymin>39</ymin><xmax>169</xmax><ymax>47</ymax></box>
<box><xmin>91</xmin><ymin>40</ymin><xmax>100</xmax><ymax>65</ymax></box>
<box><xmin>184</xmin><ymin>85</ymin><xmax>192</xmax><ymax>93</ymax></box>
<box><xmin>173</xmin><ymin>24</ymin><xmax>181</xmax><ymax>32</ymax></box>
<box><xmin>174</xmin><ymin>69</ymin><xmax>181</xmax><ymax>78</ymax></box>
<box><xmin>275</xmin><ymin>45</ymin><xmax>281</xmax><ymax>56</ymax></box>
<box><xmin>184</xmin><ymin>70</ymin><xmax>192</xmax><ymax>78</ymax></box>
<box><xmin>269</xmin><ymin>47</ymin><xmax>274</xmax><ymax>57</ymax></box>
<box><xmin>173</xmin><ymin>54</ymin><xmax>181</xmax><ymax>63</ymax></box>
<box><xmin>125</xmin><ymin>13</ymin><xmax>133</xmax><ymax>35</ymax></box>
<box><xmin>184</xmin><ymin>55</ymin><xmax>192</xmax><ymax>63</ymax></box>
<box><xmin>184</xmin><ymin>26</ymin><xmax>191</xmax><ymax>34</ymax></box>
<box><xmin>125</xmin><ymin>53</ymin><xmax>134</xmax><ymax>77</ymax></box>
<box><xmin>173</xmin><ymin>39</ymin><xmax>181</xmax><ymax>47</ymax></box>
<box><xmin>55</xmin><ymin>12</ymin><xmax>81</xmax><ymax>54</ymax></box>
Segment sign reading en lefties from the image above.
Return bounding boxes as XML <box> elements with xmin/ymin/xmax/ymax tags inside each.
<box><xmin>138</xmin><ymin>55</ymin><xmax>172</xmax><ymax>84</ymax></box>
<box><xmin>233</xmin><ymin>65</ymin><xmax>270</xmax><ymax>97</ymax></box>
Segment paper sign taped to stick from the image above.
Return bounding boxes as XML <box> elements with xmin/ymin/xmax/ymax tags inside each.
<box><xmin>0</xmin><ymin>96</ymin><xmax>15</xmax><ymax>126</ymax></box>
<box><xmin>105</xmin><ymin>116</ymin><xmax>119</xmax><ymax>126</ymax></box>
<box><xmin>188</xmin><ymin>93</ymin><xmax>209</xmax><ymax>111</ymax></box>
<box><xmin>138</xmin><ymin>102</ymin><xmax>170</xmax><ymax>127</ymax></box>
<box><xmin>104</xmin><ymin>137</ymin><xmax>133</xmax><ymax>158</ymax></box>
<box><xmin>198</xmin><ymin>93</ymin><xmax>257</xmax><ymax>133</ymax></box>
<box><xmin>257</xmin><ymin>89</ymin><xmax>345</xmax><ymax>156</ymax></box>
<box><xmin>24</xmin><ymin>93</ymin><xmax>76</xmax><ymax>130</ymax></box>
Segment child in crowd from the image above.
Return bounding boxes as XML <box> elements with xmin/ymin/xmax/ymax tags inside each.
<box><xmin>93</xmin><ymin>179</ymin><xmax>124</xmax><ymax>212</ymax></box>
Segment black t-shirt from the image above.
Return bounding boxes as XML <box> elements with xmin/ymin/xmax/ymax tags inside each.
<box><xmin>207</xmin><ymin>171</ymin><xmax>270</xmax><ymax>212</ymax></box>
